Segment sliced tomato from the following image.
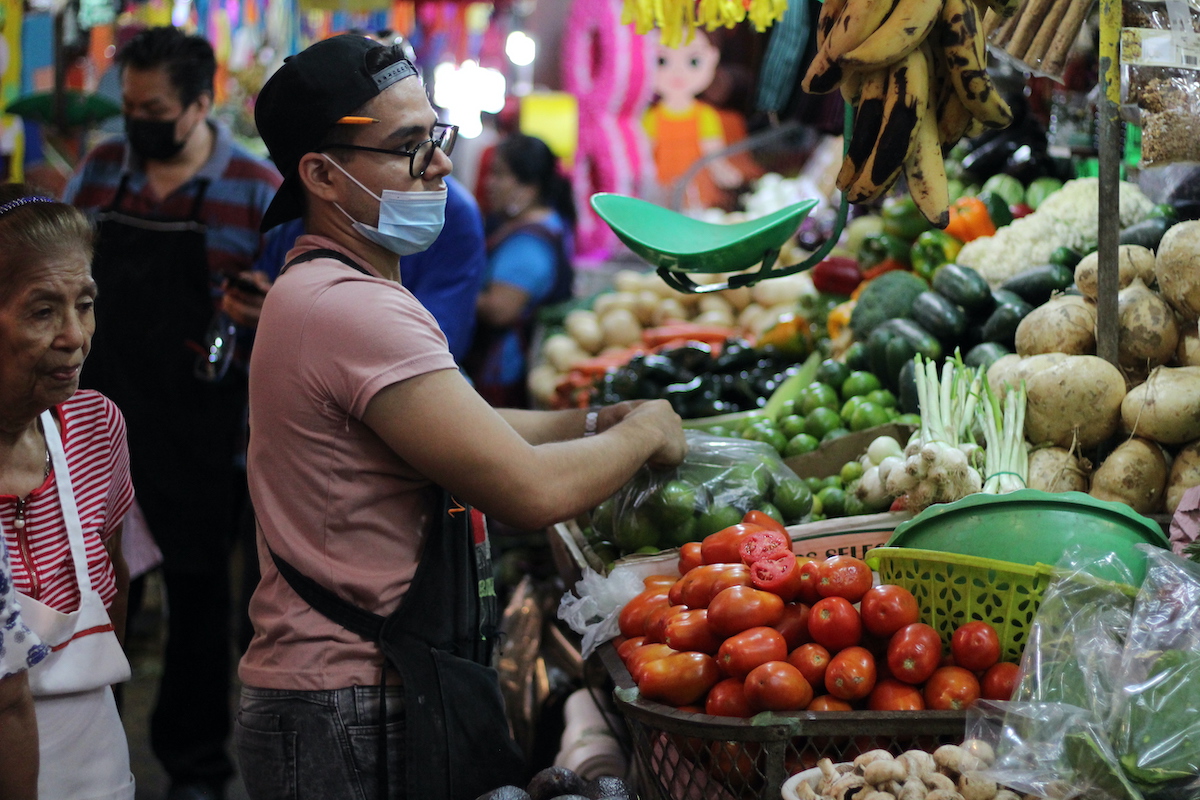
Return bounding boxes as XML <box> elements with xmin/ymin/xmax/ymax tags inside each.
<box><xmin>701</xmin><ymin>523</ymin><xmax>766</xmax><ymax>565</ymax></box>
<box><xmin>739</xmin><ymin>528</ymin><xmax>792</xmax><ymax>566</ymax></box>
<box><xmin>749</xmin><ymin>551</ymin><xmax>805</xmax><ymax>601</ymax></box>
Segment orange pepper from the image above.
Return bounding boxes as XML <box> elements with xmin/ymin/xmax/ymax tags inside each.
<box><xmin>943</xmin><ymin>196</ymin><xmax>997</xmax><ymax>242</ymax></box>
<box><xmin>827</xmin><ymin>300</ymin><xmax>855</xmax><ymax>339</ymax></box>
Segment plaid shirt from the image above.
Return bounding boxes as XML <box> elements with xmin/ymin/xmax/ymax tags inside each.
<box><xmin>63</xmin><ymin>119</ymin><xmax>282</xmax><ymax>283</ymax></box>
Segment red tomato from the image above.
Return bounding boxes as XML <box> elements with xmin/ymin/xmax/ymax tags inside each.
<box><xmin>705</xmin><ymin>677</ymin><xmax>755</xmax><ymax>718</ymax></box>
<box><xmin>825</xmin><ymin>646</ymin><xmax>877</xmax><ymax>701</ymax></box>
<box><xmin>643</xmin><ymin>604</ymin><xmax>686</xmax><ymax>644</ymax></box>
<box><xmin>677</xmin><ymin>563</ymin><xmax>751</xmax><ymax>609</ymax></box>
<box><xmin>924</xmin><ymin>666</ymin><xmax>981</xmax><ymax>710</ymax></box>
<box><xmin>807</xmin><ymin>694</ymin><xmax>853</xmax><ymax>711</ymax></box>
<box><xmin>797</xmin><ymin>559</ymin><xmax>823</xmax><ymax>605</ymax></box>
<box><xmin>639</xmin><ymin>651</ymin><xmax>722</xmax><ymax>706</ymax></box>
<box><xmin>663</xmin><ymin>609</ymin><xmax>722</xmax><ymax>654</ymax></box>
<box><xmin>716</xmin><ymin>626</ymin><xmax>789</xmax><ymax>680</ymax></box>
<box><xmin>951</xmin><ymin>621</ymin><xmax>1002</xmax><ymax>672</ymax></box>
<box><xmin>774</xmin><ymin>602</ymin><xmax>812</xmax><ymax>650</ymax></box>
<box><xmin>668</xmin><ymin>578</ymin><xmax>686</xmax><ymax>606</ymax></box>
<box><xmin>816</xmin><ymin>556</ymin><xmax>873</xmax><ymax>603</ymax></box>
<box><xmin>788</xmin><ymin>643</ymin><xmax>831</xmax><ymax>687</ymax></box>
<box><xmin>701</xmin><ymin>523</ymin><xmax>766</xmax><ymax>565</ymax></box>
<box><xmin>644</xmin><ymin>574</ymin><xmax>678</xmax><ymax>590</ymax></box>
<box><xmin>679</xmin><ymin>542</ymin><xmax>704</xmax><ymax>575</ymax></box>
<box><xmin>618</xmin><ymin>589</ymin><xmax>670</xmax><ymax>639</ymax></box>
<box><xmin>867</xmin><ymin>678</ymin><xmax>926</xmax><ymax>711</ymax></box>
<box><xmin>981</xmin><ymin>662</ymin><xmax>1020</xmax><ymax>701</ymax></box>
<box><xmin>708</xmin><ymin>741</ymin><xmax>761</xmax><ymax>785</ymax></box>
<box><xmin>750</xmin><ymin>552</ymin><xmax>806</xmax><ymax>601</ymax></box>
<box><xmin>743</xmin><ymin>509</ymin><xmax>788</xmax><ymax>535</ymax></box>
<box><xmin>807</xmin><ymin>596</ymin><xmax>863</xmax><ymax>652</ymax></box>
<box><xmin>859</xmin><ymin>585</ymin><xmax>920</xmax><ymax>638</ymax></box>
<box><xmin>739</xmin><ymin>529</ymin><xmax>792</xmax><ymax>566</ymax></box>
<box><xmin>887</xmin><ymin>623</ymin><xmax>943</xmax><ymax>685</ymax></box>
<box><xmin>626</xmin><ymin>643</ymin><xmax>678</xmax><ymax>683</ymax></box>
<box><xmin>744</xmin><ymin>661</ymin><xmax>814</xmax><ymax>712</ymax></box>
<box><xmin>707</xmin><ymin>585</ymin><xmax>785</xmax><ymax>638</ymax></box>
<box><xmin>617</xmin><ymin>636</ymin><xmax>646</xmax><ymax>664</ymax></box>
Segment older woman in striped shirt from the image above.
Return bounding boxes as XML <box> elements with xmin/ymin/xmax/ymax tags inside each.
<box><xmin>0</xmin><ymin>184</ymin><xmax>135</xmax><ymax>799</ymax></box>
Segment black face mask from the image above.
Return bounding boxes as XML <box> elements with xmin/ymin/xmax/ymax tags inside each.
<box><xmin>126</xmin><ymin>116</ymin><xmax>186</xmax><ymax>161</ymax></box>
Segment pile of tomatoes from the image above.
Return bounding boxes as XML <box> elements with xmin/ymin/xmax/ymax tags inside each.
<box><xmin>614</xmin><ymin>510</ymin><xmax>1020</xmax><ymax>716</ymax></box>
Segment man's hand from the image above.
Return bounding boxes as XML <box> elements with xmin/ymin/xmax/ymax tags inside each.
<box><xmin>222</xmin><ymin>271</ymin><xmax>272</xmax><ymax>328</ymax></box>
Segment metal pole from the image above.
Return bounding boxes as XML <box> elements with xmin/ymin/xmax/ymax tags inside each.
<box><xmin>1097</xmin><ymin>0</ymin><xmax>1123</xmax><ymax>366</ymax></box>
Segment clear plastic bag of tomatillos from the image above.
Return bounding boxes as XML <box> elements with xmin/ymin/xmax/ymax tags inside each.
<box><xmin>1110</xmin><ymin>546</ymin><xmax>1200</xmax><ymax>794</ymax></box>
<box><xmin>589</xmin><ymin>431</ymin><xmax>805</xmax><ymax>558</ymax></box>
<box><xmin>985</xmin><ymin>0</ymin><xmax>1097</xmax><ymax>81</ymax></box>
<box><xmin>1121</xmin><ymin>1</ymin><xmax>1200</xmax><ymax>165</ymax></box>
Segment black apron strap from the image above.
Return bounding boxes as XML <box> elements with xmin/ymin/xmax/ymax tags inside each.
<box><xmin>266</xmin><ymin>548</ymin><xmax>383</xmax><ymax>642</ymax></box>
<box><xmin>281</xmin><ymin>248</ymin><xmax>369</xmax><ymax>276</ymax></box>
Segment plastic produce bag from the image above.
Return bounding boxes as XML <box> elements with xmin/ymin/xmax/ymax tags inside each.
<box><xmin>590</xmin><ymin>431</ymin><xmax>807</xmax><ymax>558</ymax></box>
<box><xmin>986</xmin><ymin>0</ymin><xmax>1097</xmax><ymax>80</ymax></box>
<box><xmin>558</xmin><ymin>561</ymin><xmax>669</xmax><ymax>659</ymax></box>
<box><xmin>1120</xmin><ymin>0</ymin><xmax>1200</xmax><ymax>165</ymax></box>
<box><xmin>1111</xmin><ymin>546</ymin><xmax>1200</xmax><ymax>792</ymax></box>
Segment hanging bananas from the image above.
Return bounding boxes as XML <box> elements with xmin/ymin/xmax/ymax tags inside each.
<box><xmin>802</xmin><ymin>0</ymin><xmax>1013</xmax><ymax>227</ymax></box>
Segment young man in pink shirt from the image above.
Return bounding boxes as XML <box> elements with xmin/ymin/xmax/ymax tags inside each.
<box><xmin>238</xmin><ymin>35</ymin><xmax>687</xmax><ymax>800</ymax></box>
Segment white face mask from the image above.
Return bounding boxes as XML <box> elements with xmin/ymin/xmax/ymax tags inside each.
<box><xmin>327</xmin><ymin>156</ymin><xmax>447</xmax><ymax>256</ymax></box>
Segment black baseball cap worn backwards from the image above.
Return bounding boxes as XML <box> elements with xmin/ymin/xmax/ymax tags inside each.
<box><xmin>255</xmin><ymin>34</ymin><xmax>418</xmax><ymax>232</ymax></box>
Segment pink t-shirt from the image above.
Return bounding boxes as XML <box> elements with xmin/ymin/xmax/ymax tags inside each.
<box><xmin>239</xmin><ymin>235</ymin><xmax>458</xmax><ymax>690</ymax></box>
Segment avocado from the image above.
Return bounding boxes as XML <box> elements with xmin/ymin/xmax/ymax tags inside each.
<box><xmin>581</xmin><ymin>775</ymin><xmax>636</xmax><ymax>799</ymax></box>
<box><xmin>475</xmin><ymin>786</ymin><xmax>532</xmax><ymax>800</ymax></box>
<box><xmin>526</xmin><ymin>767</ymin><xmax>586</xmax><ymax>800</ymax></box>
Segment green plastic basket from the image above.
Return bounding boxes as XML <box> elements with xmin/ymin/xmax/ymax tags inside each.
<box><xmin>866</xmin><ymin>547</ymin><xmax>1055</xmax><ymax>662</ymax></box>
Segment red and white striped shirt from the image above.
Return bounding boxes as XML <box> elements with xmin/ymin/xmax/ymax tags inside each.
<box><xmin>1</xmin><ymin>391</ymin><xmax>134</xmax><ymax>612</ymax></box>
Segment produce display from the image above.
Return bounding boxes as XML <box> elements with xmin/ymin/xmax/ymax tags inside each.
<box><xmin>615</xmin><ymin>513</ymin><xmax>1021</xmax><ymax>717</ymax></box>
<box><xmin>474</xmin><ymin>766</ymin><xmax>635</xmax><ymax>800</ymax></box>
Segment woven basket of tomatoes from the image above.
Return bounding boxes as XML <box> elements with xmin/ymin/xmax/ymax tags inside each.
<box><xmin>606</xmin><ymin>512</ymin><xmax>1022</xmax><ymax>800</ymax></box>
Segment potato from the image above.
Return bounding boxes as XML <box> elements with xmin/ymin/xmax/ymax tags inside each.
<box><xmin>1121</xmin><ymin>366</ymin><xmax>1200</xmax><ymax>444</ymax></box>
<box><xmin>1015</xmin><ymin>295</ymin><xmax>1097</xmax><ymax>357</ymax></box>
<box><xmin>1166</xmin><ymin>440</ymin><xmax>1200</xmax><ymax>514</ymax></box>
<box><xmin>721</xmin><ymin>285</ymin><xmax>753</xmax><ymax>311</ymax></box>
<box><xmin>526</xmin><ymin>363</ymin><xmax>561</xmax><ymax>408</ymax></box>
<box><xmin>1156</xmin><ymin>221</ymin><xmax>1200</xmax><ymax>319</ymax></box>
<box><xmin>599</xmin><ymin>307</ymin><xmax>642</xmax><ymax>348</ymax></box>
<box><xmin>1177</xmin><ymin>319</ymin><xmax>1200</xmax><ymax>366</ymax></box>
<box><xmin>697</xmin><ymin>294</ymin><xmax>733</xmax><ymax>318</ymax></box>
<box><xmin>1028</xmin><ymin>446</ymin><xmax>1090</xmax><ymax>493</ymax></box>
<box><xmin>988</xmin><ymin>353</ymin><xmax>1069</xmax><ymax>401</ymax></box>
<box><xmin>1117</xmin><ymin>278</ymin><xmax>1179</xmax><ymax>369</ymax></box>
<box><xmin>541</xmin><ymin>333</ymin><xmax>589</xmax><ymax>373</ymax></box>
<box><xmin>613</xmin><ymin>269</ymin><xmax>644</xmax><ymax>294</ymax></box>
<box><xmin>1090</xmin><ymin>437</ymin><xmax>1168</xmax><ymax>513</ymax></box>
<box><xmin>592</xmin><ymin>291</ymin><xmax>638</xmax><ymax>318</ymax></box>
<box><xmin>564</xmin><ymin>309</ymin><xmax>603</xmax><ymax>354</ymax></box>
<box><xmin>634</xmin><ymin>289</ymin><xmax>661</xmax><ymax>326</ymax></box>
<box><xmin>1075</xmin><ymin>246</ymin><xmax>1145</xmax><ymax>299</ymax></box>
<box><xmin>652</xmin><ymin>298</ymin><xmax>688</xmax><ymax>326</ymax></box>
<box><xmin>1025</xmin><ymin>356</ymin><xmax>1126</xmax><ymax>448</ymax></box>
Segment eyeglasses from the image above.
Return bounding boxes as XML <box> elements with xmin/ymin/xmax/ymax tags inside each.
<box><xmin>320</xmin><ymin>123</ymin><xmax>458</xmax><ymax>179</ymax></box>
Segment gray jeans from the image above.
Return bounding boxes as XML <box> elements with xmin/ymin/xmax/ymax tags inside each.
<box><xmin>235</xmin><ymin>684</ymin><xmax>405</xmax><ymax>800</ymax></box>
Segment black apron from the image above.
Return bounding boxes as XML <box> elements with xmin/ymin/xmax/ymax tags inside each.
<box><xmin>82</xmin><ymin>175</ymin><xmax>245</xmax><ymax>570</ymax></box>
<box><xmin>264</xmin><ymin>250</ymin><xmax>525</xmax><ymax>800</ymax></box>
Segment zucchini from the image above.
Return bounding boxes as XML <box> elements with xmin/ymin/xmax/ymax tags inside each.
<box><xmin>866</xmin><ymin>318</ymin><xmax>943</xmax><ymax>391</ymax></box>
<box><xmin>981</xmin><ymin>299</ymin><xmax>1033</xmax><ymax>348</ymax></box>
<box><xmin>964</xmin><ymin>342</ymin><xmax>1012</xmax><ymax>371</ymax></box>
<box><xmin>1119</xmin><ymin>217</ymin><xmax>1174</xmax><ymax>250</ymax></box>
<box><xmin>932</xmin><ymin>264</ymin><xmax>993</xmax><ymax>311</ymax></box>
<box><xmin>999</xmin><ymin>263</ymin><xmax>1075</xmax><ymax>306</ymax></box>
<box><xmin>911</xmin><ymin>291</ymin><xmax>967</xmax><ymax>343</ymax></box>
<box><xmin>897</xmin><ymin>359</ymin><xmax>920</xmax><ymax>414</ymax></box>
<box><xmin>1049</xmin><ymin>246</ymin><xmax>1083</xmax><ymax>269</ymax></box>
<box><xmin>843</xmin><ymin>341</ymin><xmax>869</xmax><ymax>372</ymax></box>
<box><xmin>992</xmin><ymin>288</ymin><xmax>1025</xmax><ymax>307</ymax></box>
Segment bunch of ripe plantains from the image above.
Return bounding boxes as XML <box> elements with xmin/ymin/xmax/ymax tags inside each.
<box><xmin>802</xmin><ymin>0</ymin><xmax>1018</xmax><ymax>227</ymax></box>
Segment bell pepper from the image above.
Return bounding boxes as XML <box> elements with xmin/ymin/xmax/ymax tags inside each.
<box><xmin>756</xmin><ymin>313</ymin><xmax>813</xmax><ymax>358</ymax></box>
<box><xmin>857</xmin><ymin>232</ymin><xmax>912</xmax><ymax>272</ymax></box>
<box><xmin>860</xmin><ymin>258</ymin><xmax>906</xmax><ymax>282</ymax></box>
<box><xmin>810</xmin><ymin>256</ymin><xmax>862</xmax><ymax>296</ymax></box>
<box><xmin>826</xmin><ymin>300</ymin><xmax>855</xmax><ymax>340</ymax></box>
<box><xmin>1009</xmin><ymin>203</ymin><xmax>1033</xmax><ymax>219</ymax></box>
<box><xmin>944</xmin><ymin>196</ymin><xmax>997</xmax><ymax>243</ymax></box>
<box><xmin>880</xmin><ymin>196</ymin><xmax>930</xmax><ymax>242</ymax></box>
<box><xmin>909</xmin><ymin>230</ymin><xmax>963</xmax><ymax>281</ymax></box>
<box><xmin>976</xmin><ymin>190</ymin><xmax>1013</xmax><ymax>228</ymax></box>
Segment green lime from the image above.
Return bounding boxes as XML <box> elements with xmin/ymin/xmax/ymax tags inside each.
<box><xmin>780</xmin><ymin>414</ymin><xmax>808</xmax><ymax>440</ymax></box>
<box><xmin>757</xmin><ymin>502</ymin><xmax>786</xmax><ymax>527</ymax></box>
<box><xmin>775</xmin><ymin>399</ymin><xmax>797</xmax><ymax>420</ymax></box>
<box><xmin>635</xmin><ymin>545</ymin><xmax>660</xmax><ymax>554</ymax></box>
<box><xmin>841</xmin><ymin>371</ymin><xmax>883</xmax><ymax>400</ymax></box>
<box><xmin>822</xmin><ymin>475</ymin><xmax>844</xmax><ymax>490</ymax></box>
<box><xmin>764</xmin><ymin>428</ymin><xmax>788</xmax><ymax>454</ymax></box>
<box><xmin>895</xmin><ymin>413</ymin><xmax>922</xmax><ymax>427</ymax></box>
<box><xmin>865</xmin><ymin>389</ymin><xmax>897</xmax><ymax>409</ymax></box>
<box><xmin>840</xmin><ymin>395</ymin><xmax>869</xmax><ymax>424</ymax></box>
<box><xmin>695</xmin><ymin>504</ymin><xmax>743</xmax><ymax>537</ymax></box>
<box><xmin>810</xmin><ymin>512</ymin><xmax>827</xmax><ymax>522</ymax></box>
<box><xmin>592</xmin><ymin>542</ymin><xmax>619</xmax><ymax>564</ymax></box>
<box><xmin>772</xmin><ymin>480</ymin><xmax>813</xmax><ymax>522</ymax></box>
<box><xmin>844</xmin><ymin>341</ymin><xmax>869</xmax><ymax>372</ymax></box>
<box><xmin>817</xmin><ymin>487</ymin><xmax>847</xmax><ymax>518</ymax></box>
<box><xmin>843</xmin><ymin>493</ymin><xmax>867</xmax><ymax>517</ymax></box>
<box><xmin>810</xmin><ymin>496</ymin><xmax>824</xmax><ymax>517</ymax></box>
<box><xmin>784</xmin><ymin>433</ymin><xmax>821</xmax><ymax>458</ymax></box>
<box><xmin>614</xmin><ymin>509</ymin><xmax>659</xmax><ymax>553</ymax></box>
<box><xmin>816</xmin><ymin>359</ymin><xmax>852</xmax><ymax>390</ymax></box>
<box><xmin>591</xmin><ymin>498</ymin><xmax>616</xmax><ymax>539</ymax></box>
<box><xmin>805</xmin><ymin>407</ymin><xmax>843</xmax><ymax>440</ymax></box>
<box><xmin>727</xmin><ymin>462</ymin><xmax>771</xmax><ymax>498</ymax></box>
<box><xmin>849</xmin><ymin>402</ymin><xmax>891</xmax><ymax>432</ymax></box>
<box><xmin>707</xmin><ymin>425</ymin><xmax>732</xmax><ymax>438</ymax></box>
<box><xmin>840</xmin><ymin>460</ymin><xmax>865</xmax><ymax>484</ymax></box>
<box><xmin>662</xmin><ymin>516</ymin><xmax>700</xmax><ymax>548</ymax></box>
<box><xmin>823</xmin><ymin>428</ymin><xmax>851</xmax><ymax>443</ymax></box>
<box><xmin>798</xmin><ymin>382</ymin><xmax>840</xmax><ymax>416</ymax></box>
<box><xmin>655</xmin><ymin>480</ymin><xmax>697</xmax><ymax>527</ymax></box>
<box><xmin>804</xmin><ymin>476</ymin><xmax>825</xmax><ymax>494</ymax></box>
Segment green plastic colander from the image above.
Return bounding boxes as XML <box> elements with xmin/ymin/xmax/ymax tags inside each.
<box><xmin>866</xmin><ymin>547</ymin><xmax>1055</xmax><ymax>662</ymax></box>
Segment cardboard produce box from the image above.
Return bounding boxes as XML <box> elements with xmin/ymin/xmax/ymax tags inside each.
<box><xmin>784</xmin><ymin>422</ymin><xmax>917</xmax><ymax>479</ymax></box>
